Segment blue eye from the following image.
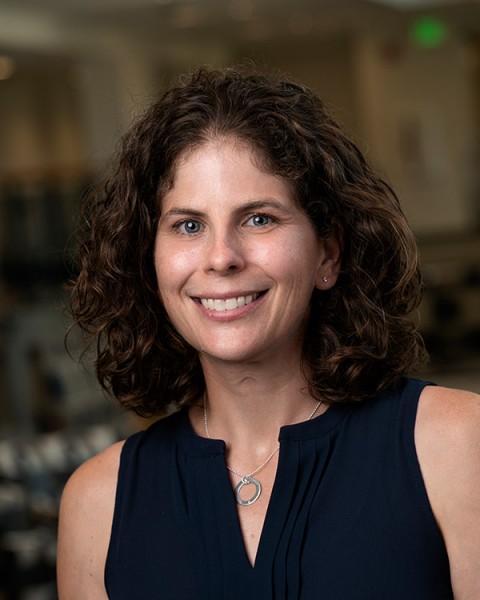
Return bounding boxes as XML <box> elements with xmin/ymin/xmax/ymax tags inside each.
<box><xmin>177</xmin><ymin>220</ymin><xmax>202</xmax><ymax>234</ymax></box>
<box><xmin>248</xmin><ymin>214</ymin><xmax>272</xmax><ymax>227</ymax></box>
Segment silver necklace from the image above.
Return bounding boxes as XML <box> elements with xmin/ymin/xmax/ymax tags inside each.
<box><xmin>203</xmin><ymin>399</ymin><xmax>322</xmax><ymax>506</ymax></box>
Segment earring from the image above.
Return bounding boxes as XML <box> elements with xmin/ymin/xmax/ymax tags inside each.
<box><xmin>322</xmin><ymin>276</ymin><xmax>328</xmax><ymax>283</ymax></box>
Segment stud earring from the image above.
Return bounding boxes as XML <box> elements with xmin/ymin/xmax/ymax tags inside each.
<box><xmin>322</xmin><ymin>276</ymin><xmax>328</xmax><ymax>283</ymax></box>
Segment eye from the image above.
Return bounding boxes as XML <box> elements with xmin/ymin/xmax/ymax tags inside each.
<box><xmin>246</xmin><ymin>213</ymin><xmax>275</xmax><ymax>227</ymax></box>
<box><xmin>176</xmin><ymin>219</ymin><xmax>203</xmax><ymax>235</ymax></box>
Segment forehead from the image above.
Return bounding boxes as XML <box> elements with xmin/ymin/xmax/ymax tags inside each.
<box><xmin>174</xmin><ymin>136</ymin><xmax>266</xmax><ymax>178</ymax></box>
<box><xmin>161</xmin><ymin>138</ymin><xmax>294</xmax><ymax>211</ymax></box>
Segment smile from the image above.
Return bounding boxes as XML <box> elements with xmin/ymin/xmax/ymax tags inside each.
<box><xmin>199</xmin><ymin>292</ymin><xmax>262</xmax><ymax>312</ymax></box>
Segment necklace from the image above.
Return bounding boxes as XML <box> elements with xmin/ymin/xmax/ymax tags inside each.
<box><xmin>203</xmin><ymin>399</ymin><xmax>322</xmax><ymax>506</ymax></box>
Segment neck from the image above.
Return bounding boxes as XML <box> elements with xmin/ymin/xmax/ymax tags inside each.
<box><xmin>193</xmin><ymin>352</ymin><xmax>323</xmax><ymax>454</ymax></box>
<box><xmin>191</xmin><ymin>350</ymin><xmax>324</xmax><ymax>511</ymax></box>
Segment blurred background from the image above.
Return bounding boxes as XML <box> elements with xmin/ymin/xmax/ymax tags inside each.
<box><xmin>0</xmin><ymin>0</ymin><xmax>479</xmax><ymax>597</ymax></box>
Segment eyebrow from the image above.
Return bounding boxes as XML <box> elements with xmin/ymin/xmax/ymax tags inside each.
<box><xmin>160</xmin><ymin>199</ymin><xmax>291</xmax><ymax>221</ymax></box>
<box><xmin>160</xmin><ymin>208</ymin><xmax>205</xmax><ymax>220</ymax></box>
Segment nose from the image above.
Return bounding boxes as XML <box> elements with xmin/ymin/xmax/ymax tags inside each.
<box><xmin>204</xmin><ymin>230</ymin><xmax>245</xmax><ymax>274</ymax></box>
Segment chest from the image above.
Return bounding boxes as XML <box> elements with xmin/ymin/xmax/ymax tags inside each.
<box><xmin>105</xmin><ymin>399</ymin><xmax>454</xmax><ymax>599</ymax></box>
<box><xmin>229</xmin><ymin>466</ymin><xmax>276</xmax><ymax>567</ymax></box>
<box><xmin>107</xmin><ymin>454</ymin><xmax>453</xmax><ymax>599</ymax></box>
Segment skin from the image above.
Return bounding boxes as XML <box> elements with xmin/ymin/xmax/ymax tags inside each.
<box><xmin>154</xmin><ymin>138</ymin><xmax>336</xmax><ymax>366</ymax></box>
<box><xmin>416</xmin><ymin>386</ymin><xmax>480</xmax><ymax>599</ymax></box>
<box><xmin>57</xmin><ymin>138</ymin><xmax>480</xmax><ymax>598</ymax></box>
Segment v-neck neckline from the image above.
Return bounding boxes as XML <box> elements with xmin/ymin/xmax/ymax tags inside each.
<box><xmin>178</xmin><ymin>402</ymin><xmax>351</xmax><ymax>571</ymax></box>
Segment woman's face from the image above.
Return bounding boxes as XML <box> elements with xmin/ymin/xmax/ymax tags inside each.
<box><xmin>154</xmin><ymin>138</ymin><xmax>339</xmax><ymax>366</ymax></box>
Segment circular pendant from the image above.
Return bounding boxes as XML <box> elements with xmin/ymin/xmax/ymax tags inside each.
<box><xmin>234</xmin><ymin>476</ymin><xmax>262</xmax><ymax>506</ymax></box>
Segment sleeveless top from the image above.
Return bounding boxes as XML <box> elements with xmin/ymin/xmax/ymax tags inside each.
<box><xmin>105</xmin><ymin>378</ymin><xmax>453</xmax><ymax>599</ymax></box>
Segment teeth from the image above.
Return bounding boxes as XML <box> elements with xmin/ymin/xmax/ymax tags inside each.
<box><xmin>200</xmin><ymin>293</ymin><xmax>259</xmax><ymax>311</ymax></box>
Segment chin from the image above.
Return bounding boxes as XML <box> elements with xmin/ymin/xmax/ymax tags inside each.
<box><xmin>200</xmin><ymin>349</ymin><xmax>255</xmax><ymax>364</ymax></box>
<box><xmin>199</xmin><ymin>342</ymin><xmax>283</xmax><ymax>366</ymax></box>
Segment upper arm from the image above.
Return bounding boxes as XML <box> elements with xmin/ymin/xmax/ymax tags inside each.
<box><xmin>57</xmin><ymin>441</ymin><xmax>124</xmax><ymax>600</ymax></box>
<box><xmin>416</xmin><ymin>386</ymin><xmax>480</xmax><ymax>599</ymax></box>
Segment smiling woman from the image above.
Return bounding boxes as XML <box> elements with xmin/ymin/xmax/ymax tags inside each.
<box><xmin>154</xmin><ymin>138</ymin><xmax>334</xmax><ymax>365</ymax></box>
<box><xmin>68</xmin><ymin>66</ymin><xmax>424</xmax><ymax>415</ymax></box>
<box><xmin>57</xmin><ymin>66</ymin><xmax>480</xmax><ymax>599</ymax></box>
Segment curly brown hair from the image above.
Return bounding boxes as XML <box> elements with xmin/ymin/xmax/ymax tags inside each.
<box><xmin>69</xmin><ymin>65</ymin><xmax>426</xmax><ymax>416</ymax></box>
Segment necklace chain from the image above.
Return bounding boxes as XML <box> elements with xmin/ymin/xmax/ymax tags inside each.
<box><xmin>203</xmin><ymin>399</ymin><xmax>322</xmax><ymax>481</ymax></box>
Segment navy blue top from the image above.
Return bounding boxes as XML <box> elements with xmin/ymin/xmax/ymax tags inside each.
<box><xmin>105</xmin><ymin>378</ymin><xmax>453</xmax><ymax>599</ymax></box>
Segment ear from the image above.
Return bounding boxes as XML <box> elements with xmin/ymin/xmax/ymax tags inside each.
<box><xmin>315</xmin><ymin>227</ymin><xmax>341</xmax><ymax>290</ymax></box>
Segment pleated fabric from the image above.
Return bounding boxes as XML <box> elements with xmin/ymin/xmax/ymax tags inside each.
<box><xmin>105</xmin><ymin>378</ymin><xmax>453</xmax><ymax>599</ymax></box>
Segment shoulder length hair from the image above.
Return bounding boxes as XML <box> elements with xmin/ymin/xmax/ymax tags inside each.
<box><xmin>68</xmin><ymin>65</ymin><xmax>426</xmax><ymax>416</ymax></box>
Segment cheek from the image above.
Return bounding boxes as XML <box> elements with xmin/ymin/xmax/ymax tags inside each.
<box><xmin>154</xmin><ymin>244</ymin><xmax>198</xmax><ymax>288</ymax></box>
<box><xmin>254</xmin><ymin>236</ymin><xmax>319</xmax><ymax>279</ymax></box>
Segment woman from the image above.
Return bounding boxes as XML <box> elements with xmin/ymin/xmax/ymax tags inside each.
<box><xmin>57</xmin><ymin>66</ymin><xmax>480</xmax><ymax>599</ymax></box>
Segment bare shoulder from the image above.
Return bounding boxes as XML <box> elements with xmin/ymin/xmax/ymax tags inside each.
<box><xmin>416</xmin><ymin>385</ymin><xmax>480</xmax><ymax>599</ymax></box>
<box><xmin>57</xmin><ymin>440</ymin><xmax>125</xmax><ymax>600</ymax></box>
<box><xmin>61</xmin><ymin>439</ymin><xmax>125</xmax><ymax>504</ymax></box>
<box><xmin>417</xmin><ymin>384</ymin><xmax>480</xmax><ymax>427</ymax></box>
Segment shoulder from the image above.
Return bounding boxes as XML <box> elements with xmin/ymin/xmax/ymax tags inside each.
<box><xmin>416</xmin><ymin>385</ymin><xmax>480</xmax><ymax>464</ymax></box>
<box><xmin>415</xmin><ymin>385</ymin><xmax>480</xmax><ymax>598</ymax></box>
<box><xmin>417</xmin><ymin>382</ymin><xmax>479</xmax><ymax>418</ymax></box>
<box><xmin>57</xmin><ymin>440</ymin><xmax>125</xmax><ymax>600</ymax></box>
<box><xmin>60</xmin><ymin>439</ymin><xmax>125</xmax><ymax>512</ymax></box>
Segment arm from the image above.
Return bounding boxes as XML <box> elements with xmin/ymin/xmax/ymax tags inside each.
<box><xmin>416</xmin><ymin>386</ymin><xmax>480</xmax><ymax>600</ymax></box>
<box><xmin>57</xmin><ymin>441</ymin><xmax>124</xmax><ymax>600</ymax></box>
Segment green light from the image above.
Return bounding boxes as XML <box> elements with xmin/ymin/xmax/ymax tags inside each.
<box><xmin>411</xmin><ymin>17</ymin><xmax>447</xmax><ymax>48</ymax></box>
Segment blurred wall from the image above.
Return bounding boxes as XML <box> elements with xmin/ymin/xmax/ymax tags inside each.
<box><xmin>0</xmin><ymin>1</ymin><xmax>479</xmax><ymax>429</ymax></box>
